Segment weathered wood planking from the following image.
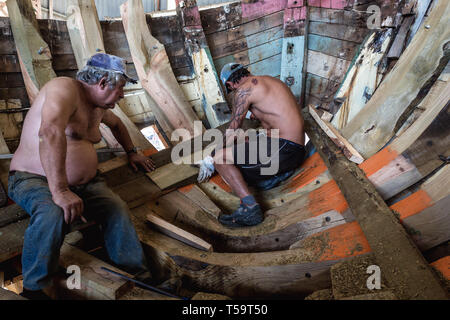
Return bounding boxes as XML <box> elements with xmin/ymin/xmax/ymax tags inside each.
<box><xmin>6</xmin><ymin>0</ymin><xmax>57</xmax><ymax>104</ymax></box>
<box><xmin>120</xmin><ymin>0</ymin><xmax>202</xmax><ymax>140</ymax></box>
<box><xmin>387</xmin><ymin>15</ymin><xmax>415</xmax><ymax>59</ymax></box>
<box><xmin>308</xmin><ymin>34</ymin><xmax>359</xmax><ymax>61</ymax></box>
<box><xmin>309</xmin><ymin>105</ymin><xmax>364</xmax><ymax>164</ymax></box>
<box><xmin>176</xmin><ymin>0</ymin><xmax>231</xmax><ymax>129</ymax></box>
<box><xmin>305</xmin><ymin>73</ymin><xmax>341</xmax><ymax>105</ymax></box>
<box><xmin>341</xmin><ymin>0</ymin><xmax>450</xmax><ymax>158</ymax></box>
<box><xmin>331</xmin><ymin>29</ymin><xmax>393</xmax><ymax>130</ymax></box>
<box><xmin>214</xmin><ymin>38</ymin><xmax>283</xmax><ymax>77</ymax></box>
<box><xmin>304</xmin><ymin>109</ymin><xmax>448</xmax><ymax>300</ymax></box>
<box><xmin>206</xmin><ymin>11</ymin><xmax>284</xmax><ymax>59</ymax></box>
<box><xmin>308</xmin><ymin>20</ymin><xmax>368</xmax><ymax>43</ymax></box>
<box><xmin>280</xmin><ymin>0</ymin><xmax>306</xmax><ymax>100</ymax></box>
<box><xmin>59</xmin><ymin>241</ymin><xmax>134</xmax><ymax>300</ymax></box>
<box><xmin>307</xmin><ymin>50</ymin><xmax>351</xmax><ymax>83</ymax></box>
<box><xmin>406</xmin><ymin>0</ymin><xmax>433</xmax><ymax>46</ymax></box>
<box><xmin>147</xmin><ymin>213</ymin><xmax>212</xmax><ymax>252</ymax></box>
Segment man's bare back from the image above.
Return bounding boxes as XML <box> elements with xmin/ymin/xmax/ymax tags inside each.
<box><xmin>10</xmin><ymin>77</ymin><xmax>105</xmax><ymax>185</ymax></box>
<box><xmin>229</xmin><ymin>75</ymin><xmax>305</xmax><ymax>145</ymax></box>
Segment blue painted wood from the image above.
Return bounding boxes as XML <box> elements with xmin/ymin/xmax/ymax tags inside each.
<box><xmin>280</xmin><ymin>35</ymin><xmax>304</xmax><ymax>98</ymax></box>
<box><xmin>248</xmin><ymin>54</ymin><xmax>282</xmax><ymax>77</ymax></box>
<box><xmin>213</xmin><ymin>37</ymin><xmax>283</xmax><ymax>74</ymax></box>
<box><xmin>308</xmin><ymin>34</ymin><xmax>356</xmax><ymax>61</ymax></box>
<box><xmin>246</xmin><ymin>25</ymin><xmax>284</xmax><ymax>48</ymax></box>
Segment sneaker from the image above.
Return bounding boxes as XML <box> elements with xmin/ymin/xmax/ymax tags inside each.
<box><xmin>218</xmin><ymin>203</ymin><xmax>264</xmax><ymax>228</ymax></box>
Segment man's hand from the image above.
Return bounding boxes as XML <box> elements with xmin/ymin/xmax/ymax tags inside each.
<box><xmin>52</xmin><ymin>189</ymin><xmax>87</xmax><ymax>224</ymax></box>
<box><xmin>128</xmin><ymin>153</ymin><xmax>156</xmax><ymax>172</ymax></box>
<box><xmin>197</xmin><ymin>156</ymin><xmax>215</xmax><ymax>183</ymax></box>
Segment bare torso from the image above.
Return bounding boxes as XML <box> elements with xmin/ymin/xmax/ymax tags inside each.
<box><xmin>10</xmin><ymin>77</ymin><xmax>105</xmax><ymax>185</ymax></box>
<box><xmin>238</xmin><ymin>76</ymin><xmax>305</xmax><ymax>145</ymax></box>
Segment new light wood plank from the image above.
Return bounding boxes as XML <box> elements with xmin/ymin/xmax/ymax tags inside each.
<box><xmin>309</xmin><ymin>105</ymin><xmax>364</xmax><ymax>164</ymax></box>
<box><xmin>146</xmin><ymin>213</ymin><xmax>212</xmax><ymax>252</ymax></box>
<box><xmin>59</xmin><ymin>241</ymin><xmax>134</xmax><ymax>300</ymax></box>
<box><xmin>341</xmin><ymin>1</ymin><xmax>450</xmax><ymax>158</ymax></box>
<box><xmin>331</xmin><ymin>29</ymin><xmax>393</xmax><ymax>129</ymax></box>
<box><xmin>120</xmin><ymin>0</ymin><xmax>202</xmax><ymax>139</ymax></box>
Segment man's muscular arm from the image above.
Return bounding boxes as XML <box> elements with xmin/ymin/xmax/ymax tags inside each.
<box><xmin>223</xmin><ymin>87</ymin><xmax>252</xmax><ymax>147</ymax></box>
<box><xmin>102</xmin><ymin>110</ymin><xmax>155</xmax><ymax>172</ymax></box>
<box><xmin>38</xmin><ymin>79</ymin><xmax>85</xmax><ymax>224</ymax></box>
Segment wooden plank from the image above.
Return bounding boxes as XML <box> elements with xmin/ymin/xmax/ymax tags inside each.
<box><xmin>31</xmin><ymin>0</ymin><xmax>41</xmax><ymax>19</ymax></box>
<box><xmin>0</xmin><ymin>218</ymin><xmax>28</xmax><ymax>263</ymax></box>
<box><xmin>0</xmin><ymin>129</ymin><xmax>10</xmax><ymax>155</ymax></box>
<box><xmin>120</xmin><ymin>0</ymin><xmax>202</xmax><ymax>139</ymax></box>
<box><xmin>331</xmin><ymin>29</ymin><xmax>393</xmax><ymax>129</ymax></box>
<box><xmin>304</xmin><ymin>109</ymin><xmax>448</xmax><ymax>300</ymax></box>
<box><xmin>176</xmin><ymin>0</ymin><xmax>231</xmax><ymax>129</ymax></box>
<box><xmin>0</xmin><ymin>204</ymin><xmax>28</xmax><ymax>228</ymax></box>
<box><xmin>308</xmin><ymin>21</ymin><xmax>368</xmax><ymax>43</ymax></box>
<box><xmin>406</xmin><ymin>0</ymin><xmax>433</xmax><ymax>46</ymax></box>
<box><xmin>0</xmin><ymin>99</ymin><xmax>23</xmax><ymax>144</ymax></box>
<box><xmin>6</xmin><ymin>0</ymin><xmax>57</xmax><ymax>104</ymax></box>
<box><xmin>387</xmin><ymin>15</ymin><xmax>415</xmax><ymax>59</ymax></box>
<box><xmin>0</xmin><ymin>287</ymin><xmax>26</xmax><ymax>300</ymax></box>
<box><xmin>309</xmin><ymin>105</ymin><xmax>364</xmax><ymax>164</ymax></box>
<box><xmin>306</xmin><ymin>50</ymin><xmax>351</xmax><ymax>83</ymax></box>
<box><xmin>206</xmin><ymin>12</ymin><xmax>284</xmax><ymax>58</ymax></box>
<box><xmin>308</xmin><ymin>6</ymin><xmax>370</xmax><ymax>27</ymax></box>
<box><xmin>59</xmin><ymin>241</ymin><xmax>134</xmax><ymax>300</ymax></box>
<box><xmin>178</xmin><ymin>184</ymin><xmax>221</xmax><ymax>219</ymax></box>
<box><xmin>305</xmin><ymin>73</ymin><xmax>340</xmax><ymax>105</ymax></box>
<box><xmin>213</xmin><ymin>37</ymin><xmax>283</xmax><ymax>76</ymax></box>
<box><xmin>431</xmin><ymin>256</ymin><xmax>450</xmax><ymax>281</ymax></box>
<box><xmin>308</xmin><ymin>34</ymin><xmax>359</xmax><ymax>61</ymax></box>
<box><xmin>341</xmin><ymin>1</ymin><xmax>450</xmax><ymax>158</ymax></box>
<box><xmin>280</xmin><ymin>0</ymin><xmax>306</xmax><ymax>99</ymax></box>
<box><xmin>146</xmin><ymin>213</ymin><xmax>212</xmax><ymax>252</ymax></box>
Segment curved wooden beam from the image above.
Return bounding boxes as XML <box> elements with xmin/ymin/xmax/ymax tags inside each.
<box><xmin>120</xmin><ymin>0</ymin><xmax>202</xmax><ymax>139</ymax></box>
<box><xmin>341</xmin><ymin>1</ymin><xmax>450</xmax><ymax>158</ymax></box>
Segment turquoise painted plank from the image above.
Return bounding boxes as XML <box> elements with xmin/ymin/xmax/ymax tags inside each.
<box><xmin>246</xmin><ymin>25</ymin><xmax>284</xmax><ymax>48</ymax></box>
<box><xmin>248</xmin><ymin>54</ymin><xmax>282</xmax><ymax>77</ymax></box>
<box><xmin>213</xmin><ymin>37</ymin><xmax>283</xmax><ymax>74</ymax></box>
<box><xmin>308</xmin><ymin>34</ymin><xmax>356</xmax><ymax>61</ymax></box>
<box><xmin>280</xmin><ymin>36</ymin><xmax>305</xmax><ymax>98</ymax></box>
<box><xmin>247</xmin><ymin>38</ymin><xmax>282</xmax><ymax>64</ymax></box>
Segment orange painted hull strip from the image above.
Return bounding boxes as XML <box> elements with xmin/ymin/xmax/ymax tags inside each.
<box><xmin>359</xmin><ymin>146</ymin><xmax>399</xmax><ymax>176</ymax></box>
<box><xmin>431</xmin><ymin>256</ymin><xmax>450</xmax><ymax>280</ymax></box>
<box><xmin>390</xmin><ymin>189</ymin><xmax>433</xmax><ymax>220</ymax></box>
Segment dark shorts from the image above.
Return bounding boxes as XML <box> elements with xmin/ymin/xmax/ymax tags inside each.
<box><xmin>231</xmin><ymin>136</ymin><xmax>306</xmax><ymax>185</ymax></box>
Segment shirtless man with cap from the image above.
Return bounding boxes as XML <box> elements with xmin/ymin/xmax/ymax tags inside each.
<box><xmin>8</xmin><ymin>53</ymin><xmax>154</xmax><ymax>298</ymax></box>
<box><xmin>197</xmin><ymin>63</ymin><xmax>306</xmax><ymax>228</ymax></box>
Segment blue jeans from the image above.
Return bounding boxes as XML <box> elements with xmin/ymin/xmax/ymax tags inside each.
<box><xmin>8</xmin><ymin>170</ymin><xmax>148</xmax><ymax>291</ymax></box>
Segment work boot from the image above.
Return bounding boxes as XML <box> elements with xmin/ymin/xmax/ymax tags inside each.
<box><xmin>218</xmin><ymin>203</ymin><xmax>264</xmax><ymax>228</ymax></box>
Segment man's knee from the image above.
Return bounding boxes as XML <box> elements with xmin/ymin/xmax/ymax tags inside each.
<box><xmin>29</xmin><ymin>200</ymin><xmax>65</xmax><ymax>227</ymax></box>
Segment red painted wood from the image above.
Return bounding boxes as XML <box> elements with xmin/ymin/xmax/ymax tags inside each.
<box><xmin>287</xmin><ymin>0</ymin><xmax>304</xmax><ymax>8</ymax></box>
<box><xmin>309</xmin><ymin>0</ymin><xmax>347</xmax><ymax>9</ymax></box>
<box><xmin>284</xmin><ymin>6</ymin><xmax>306</xmax><ymax>25</ymax></box>
<box><xmin>241</xmin><ymin>0</ymin><xmax>288</xmax><ymax>19</ymax></box>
